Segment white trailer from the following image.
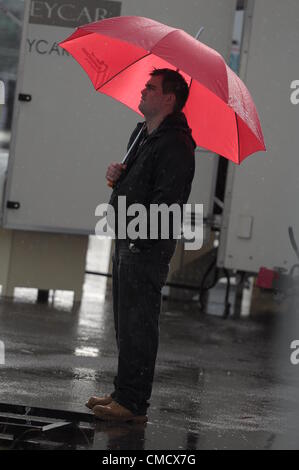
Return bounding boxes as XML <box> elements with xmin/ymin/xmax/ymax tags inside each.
<box><xmin>2</xmin><ymin>0</ymin><xmax>296</xmax><ymax>311</ymax></box>
<box><xmin>2</xmin><ymin>0</ymin><xmax>237</xmax><ymax>234</ymax></box>
<box><xmin>218</xmin><ymin>0</ymin><xmax>299</xmax><ymax>276</ymax></box>
<box><xmin>0</xmin><ymin>0</ymin><xmax>237</xmax><ymax>300</ymax></box>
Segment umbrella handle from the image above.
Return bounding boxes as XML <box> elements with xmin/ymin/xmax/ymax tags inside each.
<box><xmin>107</xmin><ymin>122</ymin><xmax>146</xmax><ymax>189</ymax></box>
<box><xmin>121</xmin><ymin>122</ymin><xmax>146</xmax><ymax>164</ymax></box>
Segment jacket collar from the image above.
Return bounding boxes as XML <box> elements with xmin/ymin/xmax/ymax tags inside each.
<box><xmin>138</xmin><ymin>111</ymin><xmax>196</xmax><ymax>148</ymax></box>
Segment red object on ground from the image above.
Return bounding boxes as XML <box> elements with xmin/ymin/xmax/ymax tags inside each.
<box><xmin>256</xmin><ymin>267</ymin><xmax>279</xmax><ymax>289</ymax></box>
<box><xmin>59</xmin><ymin>15</ymin><xmax>266</xmax><ymax>164</ymax></box>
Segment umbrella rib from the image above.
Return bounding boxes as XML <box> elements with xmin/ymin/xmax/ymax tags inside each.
<box><xmin>187</xmin><ymin>77</ymin><xmax>193</xmax><ymax>92</ymax></box>
<box><xmin>96</xmin><ymin>52</ymin><xmax>152</xmax><ymax>91</ymax></box>
<box><xmin>235</xmin><ymin>112</ymin><xmax>240</xmax><ymax>165</ymax></box>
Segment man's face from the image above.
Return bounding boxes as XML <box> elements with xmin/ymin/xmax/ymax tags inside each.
<box><xmin>138</xmin><ymin>75</ymin><xmax>174</xmax><ymax>117</ymax></box>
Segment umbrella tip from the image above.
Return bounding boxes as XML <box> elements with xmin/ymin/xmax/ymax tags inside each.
<box><xmin>195</xmin><ymin>27</ymin><xmax>205</xmax><ymax>40</ymax></box>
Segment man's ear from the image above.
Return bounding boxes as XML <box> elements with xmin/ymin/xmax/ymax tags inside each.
<box><xmin>165</xmin><ymin>93</ymin><xmax>176</xmax><ymax>108</ymax></box>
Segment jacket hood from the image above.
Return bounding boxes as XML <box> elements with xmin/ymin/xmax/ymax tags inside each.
<box><xmin>138</xmin><ymin>111</ymin><xmax>197</xmax><ymax>149</ymax></box>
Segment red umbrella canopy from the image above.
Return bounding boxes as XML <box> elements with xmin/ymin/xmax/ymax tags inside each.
<box><xmin>59</xmin><ymin>15</ymin><xmax>266</xmax><ymax>164</ymax></box>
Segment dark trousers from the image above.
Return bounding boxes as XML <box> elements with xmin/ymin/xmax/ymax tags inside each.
<box><xmin>110</xmin><ymin>239</ymin><xmax>175</xmax><ymax>415</ymax></box>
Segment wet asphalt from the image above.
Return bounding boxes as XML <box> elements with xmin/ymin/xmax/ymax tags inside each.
<box><xmin>0</xmin><ymin>241</ymin><xmax>299</xmax><ymax>449</ymax></box>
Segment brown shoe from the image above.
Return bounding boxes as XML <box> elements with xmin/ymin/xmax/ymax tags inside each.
<box><xmin>85</xmin><ymin>395</ymin><xmax>112</xmax><ymax>409</ymax></box>
<box><xmin>93</xmin><ymin>400</ymin><xmax>148</xmax><ymax>423</ymax></box>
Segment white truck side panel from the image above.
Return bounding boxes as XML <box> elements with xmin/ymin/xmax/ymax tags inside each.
<box><xmin>218</xmin><ymin>0</ymin><xmax>299</xmax><ymax>273</ymax></box>
<box><xmin>3</xmin><ymin>0</ymin><xmax>236</xmax><ymax>234</ymax></box>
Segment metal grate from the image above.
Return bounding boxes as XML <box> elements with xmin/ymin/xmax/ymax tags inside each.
<box><xmin>0</xmin><ymin>402</ymin><xmax>95</xmax><ymax>450</ymax></box>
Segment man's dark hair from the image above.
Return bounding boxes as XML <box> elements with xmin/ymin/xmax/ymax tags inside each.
<box><xmin>150</xmin><ymin>68</ymin><xmax>189</xmax><ymax>112</ymax></box>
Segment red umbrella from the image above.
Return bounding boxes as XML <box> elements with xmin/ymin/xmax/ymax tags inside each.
<box><xmin>59</xmin><ymin>15</ymin><xmax>266</xmax><ymax>164</ymax></box>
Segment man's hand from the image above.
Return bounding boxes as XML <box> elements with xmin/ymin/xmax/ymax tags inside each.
<box><xmin>106</xmin><ymin>163</ymin><xmax>127</xmax><ymax>187</ymax></box>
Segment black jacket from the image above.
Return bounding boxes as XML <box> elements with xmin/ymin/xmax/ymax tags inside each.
<box><xmin>108</xmin><ymin>110</ymin><xmax>196</xmax><ymax>252</ymax></box>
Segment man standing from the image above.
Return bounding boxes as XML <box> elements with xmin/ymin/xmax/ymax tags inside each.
<box><xmin>86</xmin><ymin>68</ymin><xmax>196</xmax><ymax>422</ymax></box>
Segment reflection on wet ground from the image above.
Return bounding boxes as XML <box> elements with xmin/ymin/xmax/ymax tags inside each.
<box><xmin>0</xmin><ymin>240</ymin><xmax>299</xmax><ymax>449</ymax></box>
